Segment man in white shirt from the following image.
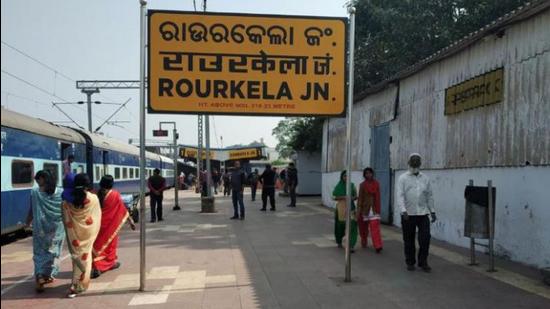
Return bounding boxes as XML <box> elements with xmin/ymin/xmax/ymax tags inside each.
<box><xmin>396</xmin><ymin>153</ymin><xmax>436</xmax><ymax>272</ymax></box>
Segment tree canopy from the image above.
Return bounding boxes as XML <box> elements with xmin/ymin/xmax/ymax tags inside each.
<box><xmin>274</xmin><ymin>0</ymin><xmax>530</xmax><ymax>155</ymax></box>
<box><xmin>272</xmin><ymin>117</ymin><xmax>324</xmax><ymax>158</ymax></box>
<box><xmin>352</xmin><ymin>0</ymin><xmax>530</xmax><ymax>91</ymax></box>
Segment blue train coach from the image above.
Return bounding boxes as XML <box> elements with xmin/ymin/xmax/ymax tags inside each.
<box><xmin>1</xmin><ymin>107</ymin><xmax>174</xmax><ymax>235</ymax></box>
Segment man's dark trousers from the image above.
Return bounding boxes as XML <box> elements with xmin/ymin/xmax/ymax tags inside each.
<box><xmin>150</xmin><ymin>194</ymin><xmax>163</xmax><ymax>221</ymax></box>
<box><xmin>232</xmin><ymin>190</ymin><xmax>245</xmax><ymax>218</ymax></box>
<box><xmin>289</xmin><ymin>185</ymin><xmax>297</xmax><ymax>206</ymax></box>
<box><xmin>251</xmin><ymin>183</ymin><xmax>258</xmax><ymax>201</ymax></box>
<box><xmin>262</xmin><ymin>187</ymin><xmax>275</xmax><ymax>210</ymax></box>
<box><xmin>401</xmin><ymin>215</ymin><xmax>431</xmax><ymax>266</ymax></box>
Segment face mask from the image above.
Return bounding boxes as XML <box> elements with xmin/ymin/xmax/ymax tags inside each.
<box><xmin>409</xmin><ymin>167</ymin><xmax>420</xmax><ymax>175</ymax></box>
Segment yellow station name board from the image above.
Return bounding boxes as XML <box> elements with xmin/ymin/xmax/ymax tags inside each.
<box><xmin>445</xmin><ymin>68</ymin><xmax>504</xmax><ymax>115</ymax></box>
<box><xmin>179</xmin><ymin>147</ymin><xmax>216</xmax><ymax>159</ymax></box>
<box><xmin>148</xmin><ymin>11</ymin><xmax>347</xmax><ymax>116</ymax></box>
<box><xmin>228</xmin><ymin>148</ymin><xmax>261</xmax><ymax>160</ymax></box>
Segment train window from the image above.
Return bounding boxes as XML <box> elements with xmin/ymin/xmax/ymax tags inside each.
<box><xmin>123</xmin><ymin>167</ymin><xmax>128</xmax><ymax>179</ymax></box>
<box><xmin>43</xmin><ymin>163</ymin><xmax>59</xmax><ymax>185</ymax></box>
<box><xmin>114</xmin><ymin>167</ymin><xmax>121</xmax><ymax>179</ymax></box>
<box><xmin>95</xmin><ymin>166</ymin><xmax>100</xmax><ymax>181</ymax></box>
<box><xmin>129</xmin><ymin>167</ymin><xmax>134</xmax><ymax>179</ymax></box>
<box><xmin>12</xmin><ymin>160</ymin><xmax>34</xmax><ymax>187</ymax></box>
<box><xmin>135</xmin><ymin>168</ymin><xmax>139</xmax><ymax>178</ymax></box>
<box><xmin>76</xmin><ymin>165</ymin><xmax>84</xmax><ymax>174</ymax></box>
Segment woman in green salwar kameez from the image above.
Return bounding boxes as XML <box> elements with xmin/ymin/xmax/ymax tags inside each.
<box><xmin>332</xmin><ymin>170</ymin><xmax>358</xmax><ymax>252</ymax></box>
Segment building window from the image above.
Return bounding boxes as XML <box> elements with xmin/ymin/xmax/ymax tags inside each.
<box><xmin>43</xmin><ymin>163</ymin><xmax>60</xmax><ymax>185</ymax></box>
<box><xmin>12</xmin><ymin>160</ymin><xmax>34</xmax><ymax>187</ymax></box>
<box><xmin>115</xmin><ymin>167</ymin><xmax>121</xmax><ymax>179</ymax></box>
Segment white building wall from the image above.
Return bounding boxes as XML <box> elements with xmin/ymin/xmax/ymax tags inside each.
<box><xmin>392</xmin><ymin>166</ymin><xmax>550</xmax><ymax>268</ymax></box>
<box><xmin>322</xmin><ymin>8</ymin><xmax>550</xmax><ymax>268</ymax></box>
<box><xmin>322</xmin><ymin>171</ymin><xmax>364</xmax><ymax>209</ymax></box>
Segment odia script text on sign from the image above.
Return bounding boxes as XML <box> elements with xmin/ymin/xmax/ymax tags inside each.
<box><xmin>148</xmin><ymin>11</ymin><xmax>347</xmax><ymax>116</ymax></box>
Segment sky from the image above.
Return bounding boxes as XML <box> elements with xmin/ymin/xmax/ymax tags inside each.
<box><xmin>1</xmin><ymin>0</ymin><xmax>348</xmax><ymax>148</ymax></box>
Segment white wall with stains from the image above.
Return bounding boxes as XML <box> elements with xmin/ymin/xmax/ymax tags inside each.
<box><xmin>392</xmin><ymin>166</ymin><xmax>550</xmax><ymax>268</ymax></box>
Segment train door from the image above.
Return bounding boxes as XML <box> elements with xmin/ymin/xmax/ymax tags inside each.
<box><xmin>60</xmin><ymin>142</ymin><xmax>72</xmax><ymax>184</ymax></box>
<box><xmin>102</xmin><ymin>150</ymin><xmax>109</xmax><ymax>178</ymax></box>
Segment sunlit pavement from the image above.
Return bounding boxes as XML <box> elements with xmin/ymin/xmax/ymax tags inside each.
<box><xmin>2</xmin><ymin>189</ymin><xmax>549</xmax><ymax>308</ymax></box>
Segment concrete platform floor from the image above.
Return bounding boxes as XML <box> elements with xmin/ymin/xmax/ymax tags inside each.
<box><xmin>1</xmin><ymin>189</ymin><xmax>549</xmax><ymax>308</ymax></box>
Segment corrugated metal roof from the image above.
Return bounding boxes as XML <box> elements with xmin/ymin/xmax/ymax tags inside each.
<box><xmin>355</xmin><ymin>0</ymin><xmax>550</xmax><ymax>101</ymax></box>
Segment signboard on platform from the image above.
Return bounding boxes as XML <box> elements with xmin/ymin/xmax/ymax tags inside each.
<box><xmin>148</xmin><ymin>11</ymin><xmax>347</xmax><ymax>116</ymax></box>
<box><xmin>179</xmin><ymin>147</ymin><xmax>216</xmax><ymax>159</ymax></box>
<box><xmin>444</xmin><ymin>68</ymin><xmax>504</xmax><ymax>115</ymax></box>
<box><xmin>227</xmin><ymin>148</ymin><xmax>262</xmax><ymax>160</ymax></box>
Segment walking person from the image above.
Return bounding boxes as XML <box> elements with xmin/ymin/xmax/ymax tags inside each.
<box><xmin>91</xmin><ymin>175</ymin><xmax>136</xmax><ymax>279</ymax></box>
<box><xmin>259</xmin><ymin>164</ymin><xmax>276</xmax><ymax>211</ymax></box>
<box><xmin>26</xmin><ymin>170</ymin><xmax>65</xmax><ymax>292</ymax></box>
<box><xmin>230</xmin><ymin>161</ymin><xmax>246</xmax><ymax>220</ymax></box>
<box><xmin>222</xmin><ymin>169</ymin><xmax>231</xmax><ymax>196</ymax></box>
<box><xmin>357</xmin><ymin>167</ymin><xmax>383</xmax><ymax>252</ymax></box>
<box><xmin>148</xmin><ymin>168</ymin><xmax>166</xmax><ymax>223</ymax></box>
<box><xmin>286</xmin><ymin>162</ymin><xmax>298</xmax><ymax>207</ymax></box>
<box><xmin>248</xmin><ymin>168</ymin><xmax>260</xmax><ymax>201</ymax></box>
<box><xmin>332</xmin><ymin>171</ymin><xmax>358</xmax><ymax>252</ymax></box>
<box><xmin>397</xmin><ymin>153</ymin><xmax>436</xmax><ymax>272</ymax></box>
<box><xmin>62</xmin><ymin>173</ymin><xmax>101</xmax><ymax>298</ymax></box>
<box><xmin>280</xmin><ymin>168</ymin><xmax>288</xmax><ymax>194</ymax></box>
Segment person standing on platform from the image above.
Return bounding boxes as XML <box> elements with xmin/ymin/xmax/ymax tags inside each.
<box><xmin>286</xmin><ymin>162</ymin><xmax>298</xmax><ymax>207</ymax></box>
<box><xmin>62</xmin><ymin>173</ymin><xmax>101</xmax><ymax>298</ymax></box>
<box><xmin>248</xmin><ymin>168</ymin><xmax>260</xmax><ymax>201</ymax></box>
<box><xmin>259</xmin><ymin>164</ymin><xmax>276</xmax><ymax>211</ymax></box>
<box><xmin>91</xmin><ymin>175</ymin><xmax>136</xmax><ymax>279</ymax></box>
<box><xmin>280</xmin><ymin>168</ymin><xmax>288</xmax><ymax>193</ymax></box>
<box><xmin>62</xmin><ymin>154</ymin><xmax>74</xmax><ymax>177</ymax></box>
<box><xmin>148</xmin><ymin>168</ymin><xmax>166</xmax><ymax>223</ymax></box>
<box><xmin>230</xmin><ymin>161</ymin><xmax>246</xmax><ymax>220</ymax></box>
<box><xmin>357</xmin><ymin>167</ymin><xmax>383</xmax><ymax>252</ymax></box>
<box><xmin>397</xmin><ymin>153</ymin><xmax>436</xmax><ymax>272</ymax></box>
<box><xmin>212</xmin><ymin>169</ymin><xmax>220</xmax><ymax>195</ymax></box>
<box><xmin>223</xmin><ymin>169</ymin><xmax>231</xmax><ymax>196</ymax></box>
<box><xmin>26</xmin><ymin>170</ymin><xmax>65</xmax><ymax>292</ymax></box>
<box><xmin>332</xmin><ymin>170</ymin><xmax>358</xmax><ymax>252</ymax></box>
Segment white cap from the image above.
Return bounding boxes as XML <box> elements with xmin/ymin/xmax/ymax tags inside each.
<box><xmin>409</xmin><ymin>153</ymin><xmax>422</xmax><ymax>160</ymax></box>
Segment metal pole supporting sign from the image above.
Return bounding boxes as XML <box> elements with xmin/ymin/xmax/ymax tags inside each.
<box><xmin>344</xmin><ymin>6</ymin><xmax>356</xmax><ymax>283</ymax></box>
<box><xmin>138</xmin><ymin>0</ymin><xmax>147</xmax><ymax>292</ymax></box>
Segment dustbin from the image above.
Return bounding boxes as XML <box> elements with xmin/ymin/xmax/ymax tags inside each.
<box><xmin>464</xmin><ymin>186</ymin><xmax>496</xmax><ymax>239</ymax></box>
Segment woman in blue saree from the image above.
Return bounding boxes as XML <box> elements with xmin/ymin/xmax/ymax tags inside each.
<box><xmin>26</xmin><ymin>170</ymin><xmax>65</xmax><ymax>292</ymax></box>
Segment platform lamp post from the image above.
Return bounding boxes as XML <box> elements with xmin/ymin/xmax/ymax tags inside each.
<box><xmin>153</xmin><ymin>122</ymin><xmax>180</xmax><ymax>210</ymax></box>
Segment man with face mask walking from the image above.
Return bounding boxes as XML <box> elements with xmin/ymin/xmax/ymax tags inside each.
<box><xmin>397</xmin><ymin>153</ymin><xmax>436</xmax><ymax>272</ymax></box>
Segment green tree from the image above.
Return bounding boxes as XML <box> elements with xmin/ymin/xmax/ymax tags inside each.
<box><xmin>351</xmin><ymin>0</ymin><xmax>530</xmax><ymax>91</ymax></box>
<box><xmin>274</xmin><ymin>0</ymin><xmax>530</xmax><ymax>153</ymax></box>
<box><xmin>272</xmin><ymin>117</ymin><xmax>324</xmax><ymax>158</ymax></box>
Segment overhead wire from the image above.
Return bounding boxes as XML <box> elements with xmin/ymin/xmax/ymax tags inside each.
<box><xmin>1</xmin><ymin>41</ymin><xmax>136</xmax><ymax>135</ymax></box>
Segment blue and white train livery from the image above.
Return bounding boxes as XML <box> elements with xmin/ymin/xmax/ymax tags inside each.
<box><xmin>1</xmin><ymin>107</ymin><xmax>174</xmax><ymax>235</ymax></box>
